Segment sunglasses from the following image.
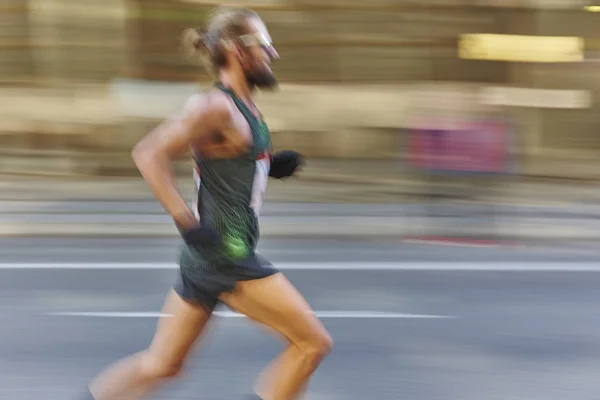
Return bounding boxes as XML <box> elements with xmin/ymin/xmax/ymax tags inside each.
<box><xmin>224</xmin><ymin>32</ymin><xmax>273</xmax><ymax>50</ymax></box>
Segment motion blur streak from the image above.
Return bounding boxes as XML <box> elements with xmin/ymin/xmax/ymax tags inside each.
<box><xmin>1</xmin><ymin>0</ymin><xmax>600</xmax><ymax>398</ymax></box>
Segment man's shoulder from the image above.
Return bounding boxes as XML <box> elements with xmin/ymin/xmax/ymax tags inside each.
<box><xmin>173</xmin><ymin>90</ymin><xmax>235</xmax><ymax>132</ymax></box>
<box><xmin>182</xmin><ymin>89</ymin><xmax>235</xmax><ymax>120</ymax></box>
<box><xmin>181</xmin><ymin>89</ymin><xmax>225</xmax><ymax>111</ymax></box>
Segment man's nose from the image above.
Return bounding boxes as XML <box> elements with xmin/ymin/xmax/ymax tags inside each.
<box><xmin>267</xmin><ymin>45</ymin><xmax>279</xmax><ymax>61</ymax></box>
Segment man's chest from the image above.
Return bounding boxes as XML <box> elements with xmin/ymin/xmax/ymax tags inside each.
<box><xmin>229</xmin><ymin>111</ymin><xmax>271</xmax><ymax>157</ymax></box>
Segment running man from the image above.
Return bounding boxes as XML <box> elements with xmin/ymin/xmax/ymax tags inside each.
<box><xmin>82</xmin><ymin>5</ymin><xmax>332</xmax><ymax>400</ymax></box>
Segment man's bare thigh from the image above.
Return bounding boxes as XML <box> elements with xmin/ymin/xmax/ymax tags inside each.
<box><xmin>220</xmin><ymin>273</ymin><xmax>329</xmax><ymax>345</ymax></box>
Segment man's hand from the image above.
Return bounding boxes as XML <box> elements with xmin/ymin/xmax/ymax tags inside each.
<box><xmin>179</xmin><ymin>224</ymin><xmax>222</xmax><ymax>248</ymax></box>
<box><xmin>269</xmin><ymin>151</ymin><xmax>304</xmax><ymax>179</ymax></box>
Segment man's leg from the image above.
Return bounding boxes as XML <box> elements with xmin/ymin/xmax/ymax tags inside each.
<box><xmin>87</xmin><ymin>288</ymin><xmax>212</xmax><ymax>400</ymax></box>
<box><xmin>219</xmin><ymin>273</ymin><xmax>333</xmax><ymax>400</ymax></box>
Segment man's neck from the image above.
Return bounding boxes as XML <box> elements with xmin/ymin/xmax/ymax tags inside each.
<box><xmin>218</xmin><ymin>70</ymin><xmax>254</xmax><ymax>104</ymax></box>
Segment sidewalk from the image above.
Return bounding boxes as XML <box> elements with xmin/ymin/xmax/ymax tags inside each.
<box><xmin>1</xmin><ymin>159</ymin><xmax>600</xmax><ymax>206</ymax></box>
<box><xmin>2</xmin><ymin>159</ymin><xmax>600</xmax><ymax>240</ymax></box>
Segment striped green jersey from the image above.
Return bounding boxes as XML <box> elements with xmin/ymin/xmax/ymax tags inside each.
<box><xmin>192</xmin><ymin>83</ymin><xmax>272</xmax><ymax>260</ymax></box>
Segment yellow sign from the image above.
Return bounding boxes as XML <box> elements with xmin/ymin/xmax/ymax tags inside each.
<box><xmin>459</xmin><ymin>34</ymin><xmax>584</xmax><ymax>62</ymax></box>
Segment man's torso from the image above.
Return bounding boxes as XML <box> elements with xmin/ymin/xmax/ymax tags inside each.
<box><xmin>191</xmin><ymin>83</ymin><xmax>272</xmax><ymax>260</ymax></box>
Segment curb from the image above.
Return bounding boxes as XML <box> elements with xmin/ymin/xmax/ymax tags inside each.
<box><xmin>3</xmin><ymin>218</ymin><xmax>600</xmax><ymax>239</ymax></box>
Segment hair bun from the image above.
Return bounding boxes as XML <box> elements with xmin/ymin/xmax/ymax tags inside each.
<box><xmin>182</xmin><ymin>28</ymin><xmax>207</xmax><ymax>56</ymax></box>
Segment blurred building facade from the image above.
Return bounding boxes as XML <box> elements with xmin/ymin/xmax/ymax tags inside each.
<box><xmin>1</xmin><ymin>0</ymin><xmax>599</xmax><ymax>178</ymax></box>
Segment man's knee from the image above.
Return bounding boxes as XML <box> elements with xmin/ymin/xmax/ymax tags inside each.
<box><xmin>300</xmin><ymin>328</ymin><xmax>333</xmax><ymax>362</ymax></box>
<box><xmin>315</xmin><ymin>329</ymin><xmax>334</xmax><ymax>357</ymax></box>
<box><xmin>139</xmin><ymin>351</ymin><xmax>184</xmax><ymax>380</ymax></box>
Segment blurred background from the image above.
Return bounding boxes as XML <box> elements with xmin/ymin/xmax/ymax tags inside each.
<box><xmin>3</xmin><ymin>1</ymin><xmax>600</xmax><ymax>399</ymax></box>
<box><xmin>3</xmin><ymin>0</ymin><xmax>600</xmax><ymax>237</ymax></box>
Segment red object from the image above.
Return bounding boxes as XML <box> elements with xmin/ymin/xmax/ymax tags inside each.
<box><xmin>408</xmin><ymin>119</ymin><xmax>510</xmax><ymax>173</ymax></box>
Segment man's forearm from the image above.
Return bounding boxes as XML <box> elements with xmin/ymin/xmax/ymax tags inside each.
<box><xmin>132</xmin><ymin>149</ymin><xmax>196</xmax><ymax>230</ymax></box>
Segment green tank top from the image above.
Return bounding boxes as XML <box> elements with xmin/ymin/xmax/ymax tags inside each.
<box><xmin>192</xmin><ymin>83</ymin><xmax>272</xmax><ymax>260</ymax></box>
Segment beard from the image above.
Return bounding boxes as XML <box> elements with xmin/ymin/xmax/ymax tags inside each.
<box><xmin>245</xmin><ymin>66</ymin><xmax>278</xmax><ymax>90</ymax></box>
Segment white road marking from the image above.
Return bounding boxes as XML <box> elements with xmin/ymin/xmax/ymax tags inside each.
<box><xmin>1</xmin><ymin>262</ymin><xmax>600</xmax><ymax>271</ymax></box>
<box><xmin>46</xmin><ymin>311</ymin><xmax>454</xmax><ymax>319</ymax></box>
<box><xmin>48</xmin><ymin>312</ymin><xmax>170</xmax><ymax>318</ymax></box>
<box><xmin>403</xmin><ymin>239</ymin><xmax>503</xmax><ymax>248</ymax></box>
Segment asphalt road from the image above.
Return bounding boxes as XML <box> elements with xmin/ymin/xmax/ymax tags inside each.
<box><xmin>1</xmin><ymin>238</ymin><xmax>600</xmax><ymax>399</ymax></box>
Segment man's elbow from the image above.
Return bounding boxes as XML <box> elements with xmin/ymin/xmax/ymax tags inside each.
<box><xmin>132</xmin><ymin>143</ymin><xmax>157</xmax><ymax>170</ymax></box>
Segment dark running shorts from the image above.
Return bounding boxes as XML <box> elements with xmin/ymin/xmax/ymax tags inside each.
<box><xmin>173</xmin><ymin>242</ymin><xmax>279</xmax><ymax>312</ymax></box>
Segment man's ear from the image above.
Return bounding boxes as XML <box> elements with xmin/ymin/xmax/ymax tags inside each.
<box><xmin>221</xmin><ymin>39</ymin><xmax>245</xmax><ymax>65</ymax></box>
<box><xmin>231</xmin><ymin>41</ymin><xmax>247</xmax><ymax>64</ymax></box>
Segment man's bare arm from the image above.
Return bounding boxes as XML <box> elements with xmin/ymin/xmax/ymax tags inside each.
<box><xmin>131</xmin><ymin>93</ymin><xmax>230</xmax><ymax>230</ymax></box>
